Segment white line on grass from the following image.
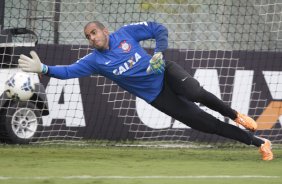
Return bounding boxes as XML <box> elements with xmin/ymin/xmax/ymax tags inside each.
<box><xmin>0</xmin><ymin>175</ymin><xmax>280</xmax><ymax>180</ymax></box>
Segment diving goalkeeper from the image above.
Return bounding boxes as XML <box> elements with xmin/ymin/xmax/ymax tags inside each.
<box><xmin>18</xmin><ymin>21</ymin><xmax>273</xmax><ymax>160</ymax></box>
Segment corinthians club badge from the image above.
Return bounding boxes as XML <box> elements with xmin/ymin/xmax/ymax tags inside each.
<box><xmin>119</xmin><ymin>40</ymin><xmax>131</xmax><ymax>52</ymax></box>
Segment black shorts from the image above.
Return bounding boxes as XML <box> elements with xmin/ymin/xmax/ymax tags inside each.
<box><xmin>150</xmin><ymin>60</ymin><xmax>237</xmax><ymax>134</ymax></box>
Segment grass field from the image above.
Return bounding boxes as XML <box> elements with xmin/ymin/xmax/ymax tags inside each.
<box><xmin>0</xmin><ymin>143</ymin><xmax>281</xmax><ymax>184</ymax></box>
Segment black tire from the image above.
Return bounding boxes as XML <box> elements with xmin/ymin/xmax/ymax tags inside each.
<box><xmin>0</xmin><ymin>101</ymin><xmax>43</xmax><ymax>144</ymax></box>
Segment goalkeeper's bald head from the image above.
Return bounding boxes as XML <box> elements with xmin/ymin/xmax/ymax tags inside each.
<box><xmin>84</xmin><ymin>21</ymin><xmax>105</xmax><ymax>31</ymax></box>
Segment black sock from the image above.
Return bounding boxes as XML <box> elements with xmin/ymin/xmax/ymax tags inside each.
<box><xmin>200</xmin><ymin>113</ymin><xmax>255</xmax><ymax>145</ymax></box>
<box><xmin>251</xmin><ymin>136</ymin><xmax>265</xmax><ymax>147</ymax></box>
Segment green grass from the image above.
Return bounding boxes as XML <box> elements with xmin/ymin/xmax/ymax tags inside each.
<box><xmin>0</xmin><ymin>144</ymin><xmax>281</xmax><ymax>184</ymax></box>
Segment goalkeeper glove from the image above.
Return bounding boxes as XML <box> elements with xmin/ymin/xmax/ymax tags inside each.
<box><xmin>18</xmin><ymin>51</ymin><xmax>48</xmax><ymax>74</ymax></box>
<box><xmin>146</xmin><ymin>52</ymin><xmax>165</xmax><ymax>74</ymax></box>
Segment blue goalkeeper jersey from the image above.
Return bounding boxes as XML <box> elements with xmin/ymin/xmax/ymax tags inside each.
<box><xmin>47</xmin><ymin>21</ymin><xmax>168</xmax><ymax>103</ymax></box>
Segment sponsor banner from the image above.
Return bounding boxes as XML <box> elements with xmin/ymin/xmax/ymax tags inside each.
<box><xmin>33</xmin><ymin>45</ymin><xmax>281</xmax><ymax>141</ymax></box>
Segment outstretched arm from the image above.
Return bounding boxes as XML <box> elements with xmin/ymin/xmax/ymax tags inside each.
<box><xmin>18</xmin><ymin>51</ymin><xmax>97</xmax><ymax>79</ymax></box>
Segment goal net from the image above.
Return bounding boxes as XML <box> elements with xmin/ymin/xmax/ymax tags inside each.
<box><xmin>0</xmin><ymin>0</ymin><xmax>281</xmax><ymax>145</ymax></box>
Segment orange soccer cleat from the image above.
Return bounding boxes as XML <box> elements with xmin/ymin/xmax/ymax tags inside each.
<box><xmin>234</xmin><ymin>112</ymin><xmax>257</xmax><ymax>131</ymax></box>
<box><xmin>259</xmin><ymin>138</ymin><xmax>273</xmax><ymax>161</ymax></box>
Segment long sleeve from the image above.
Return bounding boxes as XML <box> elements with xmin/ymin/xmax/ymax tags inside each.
<box><xmin>46</xmin><ymin>52</ymin><xmax>98</xmax><ymax>79</ymax></box>
<box><xmin>122</xmin><ymin>21</ymin><xmax>168</xmax><ymax>53</ymax></box>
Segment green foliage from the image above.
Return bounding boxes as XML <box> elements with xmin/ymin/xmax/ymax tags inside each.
<box><xmin>140</xmin><ymin>0</ymin><xmax>200</xmax><ymax>14</ymax></box>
